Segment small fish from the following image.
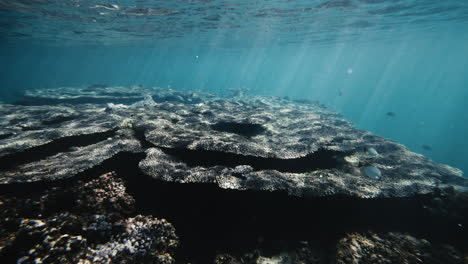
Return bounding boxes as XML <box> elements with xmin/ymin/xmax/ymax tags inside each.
<box><xmin>338</xmin><ymin>90</ymin><xmax>342</xmax><ymax>96</ymax></box>
<box><xmin>362</xmin><ymin>166</ymin><xmax>382</xmax><ymax>179</ymax></box>
<box><xmin>421</xmin><ymin>145</ymin><xmax>432</xmax><ymax>151</ymax></box>
<box><xmin>366</xmin><ymin>147</ymin><xmax>379</xmax><ymax>156</ymax></box>
<box><xmin>386</xmin><ymin>112</ymin><xmax>396</xmax><ymax>117</ymax></box>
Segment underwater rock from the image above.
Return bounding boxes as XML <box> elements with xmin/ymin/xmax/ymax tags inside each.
<box><xmin>0</xmin><ymin>104</ymin><xmax>122</xmax><ymax>158</ymax></box>
<box><xmin>0</xmin><ymin>172</ymin><xmax>178</xmax><ymax>263</ymax></box>
<box><xmin>136</xmin><ymin>98</ymin><xmax>466</xmax><ymax>198</ymax></box>
<box><xmin>0</xmin><ymin>86</ymin><xmax>467</xmax><ymax>263</ymax></box>
<box><xmin>1</xmin><ymin>86</ymin><xmax>467</xmax><ymax>197</ymax></box>
<box><xmin>210</xmin><ymin>230</ymin><xmax>468</xmax><ymax>264</ymax></box>
<box><xmin>335</xmin><ymin>232</ymin><xmax>466</xmax><ymax>264</ymax></box>
<box><xmin>0</xmin><ymin>123</ymin><xmax>142</xmax><ymax>184</ymax></box>
<box><xmin>89</xmin><ymin>215</ymin><xmax>178</xmax><ymax>264</ymax></box>
<box><xmin>13</xmin><ymin>86</ymin><xmax>208</xmax><ymax>106</ymax></box>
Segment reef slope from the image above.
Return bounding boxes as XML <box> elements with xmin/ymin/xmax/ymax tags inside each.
<box><xmin>0</xmin><ymin>86</ymin><xmax>467</xmax><ymax>263</ymax></box>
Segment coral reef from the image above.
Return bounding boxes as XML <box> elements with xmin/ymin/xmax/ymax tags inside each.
<box><xmin>335</xmin><ymin>232</ymin><xmax>465</xmax><ymax>264</ymax></box>
<box><xmin>1</xmin><ymin>86</ymin><xmax>466</xmax><ymax>198</ymax></box>
<box><xmin>0</xmin><ymin>86</ymin><xmax>467</xmax><ymax>263</ymax></box>
<box><xmin>0</xmin><ymin>172</ymin><xmax>178</xmax><ymax>264</ymax></box>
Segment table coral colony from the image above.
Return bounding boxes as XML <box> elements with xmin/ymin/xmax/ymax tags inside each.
<box><xmin>0</xmin><ymin>85</ymin><xmax>467</xmax><ymax>264</ymax></box>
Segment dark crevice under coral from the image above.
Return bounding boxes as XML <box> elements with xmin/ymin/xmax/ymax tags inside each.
<box><xmin>0</xmin><ymin>133</ymin><xmax>14</xmax><ymax>140</ymax></box>
<box><xmin>161</xmin><ymin>147</ymin><xmax>343</xmax><ymax>173</ymax></box>
<box><xmin>0</xmin><ymin>129</ymin><xmax>117</xmax><ymax>171</ymax></box>
<box><xmin>210</xmin><ymin>121</ymin><xmax>267</xmax><ymax>137</ymax></box>
<box><xmin>134</xmin><ymin>127</ymin><xmax>344</xmax><ymax>173</ymax></box>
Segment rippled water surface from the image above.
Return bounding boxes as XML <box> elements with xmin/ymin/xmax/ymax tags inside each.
<box><xmin>1</xmin><ymin>0</ymin><xmax>468</xmax><ymax>45</ymax></box>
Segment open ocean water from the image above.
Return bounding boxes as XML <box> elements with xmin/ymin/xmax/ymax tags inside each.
<box><xmin>1</xmin><ymin>1</ymin><xmax>468</xmax><ymax>263</ymax></box>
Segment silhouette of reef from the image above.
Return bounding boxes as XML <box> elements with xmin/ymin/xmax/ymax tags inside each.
<box><xmin>0</xmin><ymin>86</ymin><xmax>467</xmax><ymax>263</ymax></box>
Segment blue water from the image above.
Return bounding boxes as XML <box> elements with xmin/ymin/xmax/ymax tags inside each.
<box><xmin>1</xmin><ymin>0</ymin><xmax>468</xmax><ymax>174</ymax></box>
